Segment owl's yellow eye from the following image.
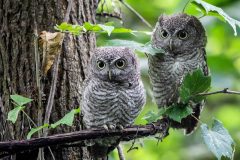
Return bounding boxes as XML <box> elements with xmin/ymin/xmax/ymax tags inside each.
<box><xmin>178</xmin><ymin>30</ymin><xmax>188</xmax><ymax>40</ymax></box>
<box><xmin>115</xmin><ymin>59</ymin><xmax>126</xmax><ymax>69</ymax></box>
<box><xmin>97</xmin><ymin>60</ymin><xmax>105</xmax><ymax>69</ymax></box>
<box><xmin>160</xmin><ymin>29</ymin><xmax>169</xmax><ymax>38</ymax></box>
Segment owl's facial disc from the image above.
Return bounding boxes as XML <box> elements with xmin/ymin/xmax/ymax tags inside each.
<box><xmin>95</xmin><ymin>57</ymin><xmax>131</xmax><ymax>82</ymax></box>
<box><xmin>155</xmin><ymin>27</ymin><xmax>193</xmax><ymax>55</ymax></box>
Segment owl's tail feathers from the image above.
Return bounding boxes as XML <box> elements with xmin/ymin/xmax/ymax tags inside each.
<box><xmin>169</xmin><ymin>103</ymin><xmax>202</xmax><ymax>135</ymax></box>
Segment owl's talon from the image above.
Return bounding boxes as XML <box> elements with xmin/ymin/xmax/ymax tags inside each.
<box><xmin>108</xmin><ymin>124</ymin><xmax>116</xmax><ymax>130</ymax></box>
<box><xmin>116</xmin><ymin>125</ymin><xmax>124</xmax><ymax>130</ymax></box>
<box><xmin>103</xmin><ymin>125</ymin><xmax>109</xmax><ymax>131</ymax></box>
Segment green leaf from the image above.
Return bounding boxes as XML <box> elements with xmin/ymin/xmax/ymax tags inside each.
<box><xmin>165</xmin><ymin>105</ymin><xmax>193</xmax><ymax>123</ymax></box>
<box><xmin>201</xmin><ymin>119</ymin><xmax>235</xmax><ymax>160</ymax></box>
<box><xmin>10</xmin><ymin>94</ymin><xmax>33</xmax><ymax>106</ymax></box>
<box><xmin>83</xmin><ymin>22</ymin><xmax>101</xmax><ymax>32</ymax></box>
<box><xmin>142</xmin><ymin>42</ymin><xmax>164</xmax><ymax>55</ymax></box>
<box><xmin>50</xmin><ymin>109</ymin><xmax>79</xmax><ymax>128</ymax></box>
<box><xmin>74</xmin><ymin>107</ymin><xmax>81</xmax><ymax>114</ymax></box>
<box><xmin>55</xmin><ymin>22</ymin><xmax>72</xmax><ymax>31</ymax></box>
<box><xmin>55</xmin><ymin>22</ymin><xmax>135</xmax><ymax>35</ymax></box>
<box><xmin>98</xmin><ymin>24</ymin><xmax>114</xmax><ymax>36</ymax></box>
<box><xmin>104</xmin><ymin>39</ymin><xmax>164</xmax><ymax>55</ymax></box>
<box><xmin>191</xmin><ymin>0</ymin><xmax>240</xmax><ymax>36</ymax></box>
<box><xmin>142</xmin><ymin>108</ymin><xmax>165</xmax><ymax>123</ymax></box>
<box><xmin>27</xmin><ymin>124</ymin><xmax>49</xmax><ymax>139</ymax></box>
<box><xmin>111</xmin><ymin>28</ymin><xmax>133</xmax><ymax>34</ymax></box>
<box><xmin>104</xmin><ymin>21</ymin><xmax>115</xmax><ymax>26</ymax></box>
<box><xmin>70</xmin><ymin>25</ymin><xmax>84</xmax><ymax>35</ymax></box>
<box><xmin>179</xmin><ymin>69</ymin><xmax>211</xmax><ymax>103</ymax></box>
<box><xmin>55</xmin><ymin>22</ymin><xmax>83</xmax><ymax>35</ymax></box>
<box><xmin>7</xmin><ymin>106</ymin><xmax>25</xmax><ymax>123</ymax></box>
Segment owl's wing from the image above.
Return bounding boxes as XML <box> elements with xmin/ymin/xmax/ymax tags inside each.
<box><xmin>80</xmin><ymin>77</ymin><xmax>91</xmax><ymax>117</ymax></box>
<box><xmin>182</xmin><ymin>48</ymin><xmax>209</xmax><ymax>134</ymax></box>
<box><xmin>82</xmin><ymin>76</ymin><xmax>91</xmax><ymax>92</ymax></box>
<box><xmin>200</xmin><ymin>48</ymin><xmax>209</xmax><ymax>76</ymax></box>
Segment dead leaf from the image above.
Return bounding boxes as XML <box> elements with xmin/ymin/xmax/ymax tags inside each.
<box><xmin>39</xmin><ymin>31</ymin><xmax>64</xmax><ymax>75</ymax></box>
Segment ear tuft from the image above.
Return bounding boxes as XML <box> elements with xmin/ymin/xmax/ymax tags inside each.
<box><xmin>158</xmin><ymin>14</ymin><xmax>167</xmax><ymax>26</ymax></box>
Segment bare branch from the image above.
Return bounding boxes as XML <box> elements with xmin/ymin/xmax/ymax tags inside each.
<box><xmin>119</xmin><ymin>0</ymin><xmax>152</xmax><ymax>29</ymax></box>
<box><xmin>0</xmin><ymin>119</ymin><xmax>169</xmax><ymax>158</ymax></box>
<box><xmin>182</xmin><ymin>0</ymin><xmax>191</xmax><ymax>13</ymax></box>
<box><xmin>197</xmin><ymin>88</ymin><xmax>240</xmax><ymax>96</ymax></box>
<box><xmin>63</xmin><ymin>0</ymin><xmax>73</xmax><ymax>22</ymax></box>
<box><xmin>117</xmin><ymin>145</ymin><xmax>125</xmax><ymax>160</ymax></box>
<box><xmin>43</xmin><ymin>0</ymin><xmax>73</xmax><ymax>138</ymax></box>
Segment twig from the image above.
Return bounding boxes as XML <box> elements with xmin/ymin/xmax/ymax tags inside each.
<box><xmin>127</xmin><ymin>126</ymin><xmax>140</xmax><ymax>153</ymax></box>
<box><xmin>43</xmin><ymin>55</ymin><xmax>60</xmax><ymax>136</ymax></box>
<box><xmin>197</xmin><ymin>88</ymin><xmax>240</xmax><ymax>96</ymax></box>
<box><xmin>153</xmin><ymin>119</ymin><xmax>169</xmax><ymax>145</ymax></box>
<box><xmin>0</xmin><ymin>96</ymin><xmax>3</xmax><ymax>111</ymax></box>
<box><xmin>33</xmin><ymin>0</ymin><xmax>44</xmax><ymax>158</ymax></box>
<box><xmin>182</xmin><ymin>0</ymin><xmax>192</xmax><ymax>13</ymax></box>
<box><xmin>96</xmin><ymin>12</ymin><xmax>122</xmax><ymax>20</ymax></box>
<box><xmin>0</xmin><ymin>119</ymin><xmax>169</xmax><ymax>158</ymax></box>
<box><xmin>64</xmin><ymin>0</ymin><xmax>73</xmax><ymax>22</ymax></box>
<box><xmin>191</xmin><ymin>114</ymin><xmax>203</xmax><ymax>124</ymax></box>
<box><xmin>22</xmin><ymin>110</ymin><xmax>38</xmax><ymax>128</ymax></box>
<box><xmin>198</xmin><ymin>14</ymin><xmax>206</xmax><ymax>19</ymax></box>
<box><xmin>119</xmin><ymin>0</ymin><xmax>152</xmax><ymax>29</ymax></box>
<box><xmin>43</xmin><ymin>0</ymin><xmax>73</xmax><ymax>137</ymax></box>
<box><xmin>48</xmin><ymin>147</ymin><xmax>56</xmax><ymax>160</ymax></box>
<box><xmin>40</xmin><ymin>1</ymin><xmax>72</xmax><ymax>159</ymax></box>
<box><xmin>117</xmin><ymin>145</ymin><xmax>125</xmax><ymax>160</ymax></box>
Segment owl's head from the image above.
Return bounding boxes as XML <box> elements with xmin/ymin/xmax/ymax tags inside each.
<box><xmin>89</xmin><ymin>47</ymin><xmax>139</xmax><ymax>82</ymax></box>
<box><xmin>152</xmin><ymin>13</ymin><xmax>207</xmax><ymax>54</ymax></box>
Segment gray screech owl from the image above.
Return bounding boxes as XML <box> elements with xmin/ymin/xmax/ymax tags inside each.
<box><xmin>149</xmin><ymin>13</ymin><xmax>209</xmax><ymax>134</ymax></box>
<box><xmin>82</xmin><ymin>47</ymin><xmax>146</xmax><ymax>158</ymax></box>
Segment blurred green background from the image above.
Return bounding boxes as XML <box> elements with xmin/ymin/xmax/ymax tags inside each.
<box><xmin>96</xmin><ymin>0</ymin><xmax>240</xmax><ymax>159</ymax></box>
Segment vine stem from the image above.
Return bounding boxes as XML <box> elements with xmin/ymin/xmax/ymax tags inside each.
<box><xmin>197</xmin><ymin>88</ymin><xmax>240</xmax><ymax>96</ymax></box>
<box><xmin>22</xmin><ymin>110</ymin><xmax>38</xmax><ymax>128</ymax></box>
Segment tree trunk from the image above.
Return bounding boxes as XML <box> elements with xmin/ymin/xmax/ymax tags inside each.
<box><xmin>0</xmin><ymin>0</ymin><xmax>97</xmax><ymax>159</ymax></box>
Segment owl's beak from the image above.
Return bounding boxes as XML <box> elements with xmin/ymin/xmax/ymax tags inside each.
<box><xmin>169</xmin><ymin>39</ymin><xmax>173</xmax><ymax>51</ymax></box>
<box><xmin>108</xmin><ymin>70</ymin><xmax>112</xmax><ymax>80</ymax></box>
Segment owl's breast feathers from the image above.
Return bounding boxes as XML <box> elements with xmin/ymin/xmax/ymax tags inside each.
<box><xmin>81</xmin><ymin>78</ymin><xmax>145</xmax><ymax>128</ymax></box>
<box><xmin>149</xmin><ymin>47</ymin><xmax>208</xmax><ymax>107</ymax></box>
<box><xmin>149</xmin><ymin>47</ymin><xmax>208</xmax><ymax>134</ymax></box>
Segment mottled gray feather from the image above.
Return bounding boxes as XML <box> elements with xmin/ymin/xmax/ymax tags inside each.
<box><xmin>149</xmin><ymin>13</ymin><xmax>209</xmax><ymax>134</ymax></box>
<box><xmin>82</xmin><ymin>47</ymin><xmax>146</xmax><ymax>157</ymax></box>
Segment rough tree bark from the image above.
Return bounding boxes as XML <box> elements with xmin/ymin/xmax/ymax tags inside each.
<box><xmin>0</xmin><ymin>0</ymin><xmax>97</xmax><ymax>159</ymax></box>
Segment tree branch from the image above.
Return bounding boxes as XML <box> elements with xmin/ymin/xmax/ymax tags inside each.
<box><xmin>119</xmin><ymin>0</ymin><xmax>152</xmax><ymax>29</ymax></box>
<box><xmin>0</xmin><ymin>119</ymin><xmax>169</xmax><ymax>158</ymax></box>
<box><xmin>197</xmin><ymin>88</ymin><xmax>240</xmax><ymax>96</ymax></box>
